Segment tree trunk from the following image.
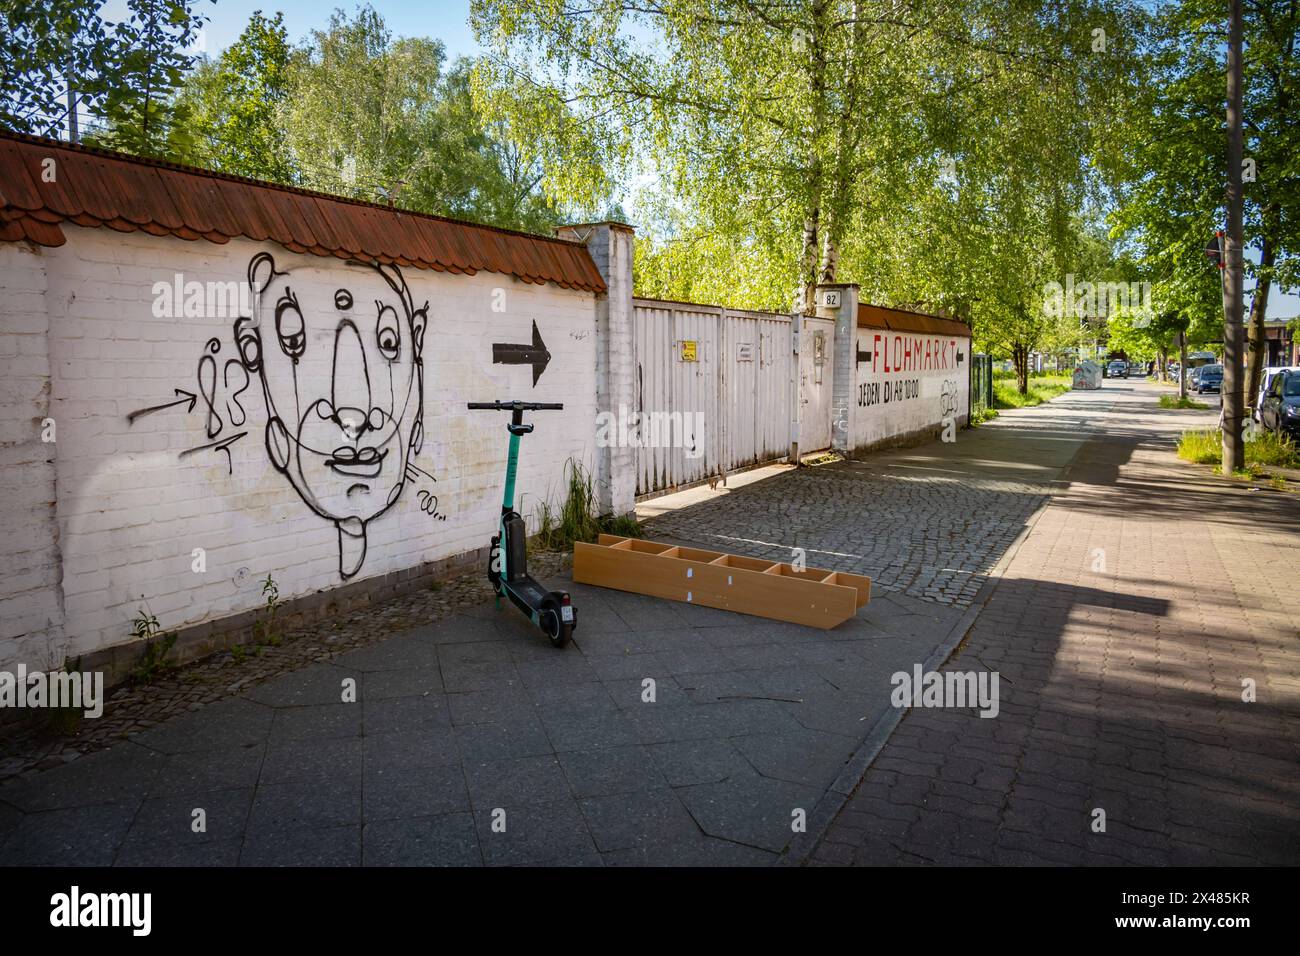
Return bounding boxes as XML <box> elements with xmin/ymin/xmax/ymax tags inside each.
<box><xmin>1012</xmin><ymin>344</ymin><xmax>1029</xmax><ymax>394</ymax></box>
<box><xmin>819</xmin><ymin>228</ymin><xmax>839</xmax><ymax>284</ymax></box>
<box><xmin>799</xmin><ymin>207</ymin><xmax>820</xmax><ymax>314</ymax></box>
<box><xmin>798</xmin><ymin>1</ymin><xmax>830</xmax><ymax>316</ymax></box>
<box><xmin>1222</xmin><ymin>0</ymin><xmax>1245</xmax><ymax>471</ymax></box>
<box><xmin>1245</xmin><ymin>231</ymin><xmax>1274</xmax><ymax>412</ymax></box>
<box><xmin>1178</xmin><ymin>331</ymin><xmax>1187</xmax><ymax>400</ymax></box>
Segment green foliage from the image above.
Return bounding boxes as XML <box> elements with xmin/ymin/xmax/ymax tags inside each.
<box><xmin>176</xmin><ymin>11</ymin><xmax>295</xmax><ymax>180</ymax></box>
<box><xmin>252</xmin><ymin>573</ymin><xmax>283</xmax><ymax>647</ymax></box>
<box><xmin>1246</xmin><ymin>430</ymin><xmax>1300</xmax><ymax>468</ymax></box>
<box><xmin>1177</xmin><ymin>428</ymin><xmax>1220</xmax><ymax>464</ymax></box>
<box><xmin>1216</xmin><ymin>464</ymin><xmax>1265</xmax><ymax>480</ymax></box>
<box><xmin>1178</xmin><ymin>428</ymin><xmax>1300</xmax><ymax>468</ymax></box>
<box><xmin>993</xmin><ymin>375</ymin><xmax>1072</xmax><ymax>409</ymax></box>
<box><xmin>130</xmin><ymin>599</ymin><xmax>177</xmax><ymax>684</ymax></box>
<box><xmin>1158</xmin><ymin>394</ymin><xmax>1209</xmax><ymax>409</ymax></box>
<box><xmin>474</xmin><ymin>0</ymin><xmax>1141</xmax><ymax>370</ymax></box>
<box><xmin>1100</xmin><ymin>0</ymin><xmax>1300</xmax><ymax>371</ymax></box>
<box><xmin>992</xmin><ymin>369</ymin><xmax>1071</xmax><ymax>381</ymax></box>
<box><xmin>274</xmin><ymin>5</ymin><xmax>583</xmax><ymax>230</ymax></box>
<box><xmin>83</xmin><ymin>0</ymin><xmax>213</xmax><ymax>158</ymax></box>
<box><xmin>534</xmin><ymin>459</ymin><xmax>641</xmax><ymax>552</ymax></box>
<box><xmin>1</xmin><ymin>0</ymin><xmax>210</xmax><ymax>155</ymax></box>
<box><xmin>5</xmin><ymin>2</ymin><xmax>596</xmax><ymax>232</ymax></box>
<box><xmin>0</xmin><ymin>0</ymin><xmax>107</xmax><ymax>134</ymax></box>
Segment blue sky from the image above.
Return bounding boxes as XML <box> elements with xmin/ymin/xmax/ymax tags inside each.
<box><xmin>103</xmin><ymin>0</ymin><xmax>484</xmax><ymax>59</ymax></box>
<box><xmin>209</xmin><ymin>0</ymin><xmax>483</xmax><ymax>57</ymax></box>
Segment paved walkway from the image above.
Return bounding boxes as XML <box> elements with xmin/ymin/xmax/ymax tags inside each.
<box><xmin>2</xmin><ymin>381</ymin><xmax>1294</xmax><ymax>866</ymax></box>
<box><xmin>641</xmin><ymin>405</ymin><xmax>1089</xmax><ymax>607</ymax></box>
<box><xmin>809</xmin><ymin>383</ymin><xmax>1300</xmax><ymax>865</ymax></box>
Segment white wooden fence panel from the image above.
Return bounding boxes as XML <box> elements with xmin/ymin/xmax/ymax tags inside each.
<box><xmin>632</xmin><ymin>298</ymin><xmax>792</xmax><ymax>496</ymax></box>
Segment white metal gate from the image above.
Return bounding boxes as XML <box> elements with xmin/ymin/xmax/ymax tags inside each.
<box><xmin>632</xmin><ymin>298</ymin><xmax>793</xmax><ymax>496</ymax></box>
<box><xmin>798</xmin><ymin>316</ymin><xmax>835</xmax><ymax>453</ymax></box>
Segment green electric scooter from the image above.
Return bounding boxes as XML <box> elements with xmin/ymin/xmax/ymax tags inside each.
<box><xmin>467</xmin><ymin>400</ymin><xmax>576</xmax><ymax>648</ymax></box>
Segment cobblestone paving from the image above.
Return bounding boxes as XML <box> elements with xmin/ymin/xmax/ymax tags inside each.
<box><xmin>809</xmin><ymin>384</ymin><xmax>1300</xmax><ymax>866</ymax></box>
<box><xmin>644</xmin><ymin>406</ymin><xmax>1093</xmax><ymax>608</ymax></box>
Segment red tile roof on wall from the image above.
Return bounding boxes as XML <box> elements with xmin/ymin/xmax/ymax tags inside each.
<box><xmin>858</xmin><ymin>302</ymin><xmax>971</xmax><ymax>338</ymax></box>
<box><xmin>0</xmin><ymin>131</ymin><xmax>607</xmax><ymax>293</ymax></box>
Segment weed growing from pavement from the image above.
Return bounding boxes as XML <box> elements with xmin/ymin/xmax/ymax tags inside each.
<box><xmin>253</xmin><ymin>574</ymin><xmax>283</xmax><ymax>648</ymax></box>
<box><xmin>1179</xmin><ymin>428</ymin><xmax>1300</xmax><ymax>469</ymax></box>
<box><xmin>1244</xmin><ymin>429</ymin><xmax>1300</xmax><ymax>467</ymax></box>
<box><xmin>130</xmin><ymin>601</ymin><xmax>177</xmax><ymax>685</ymax></box>
<box><xmin>1214</xmin><ymin>464</ymin><xmax>1266</xmax><ymax>481</ymax></box>
<box><xmin>1159</xmin><ymin>394</ymin><xmax>1209</xmax><ymax>409</ymax></box>
<box><xmin>534</xmin><ymin>459</ymin><xmax>641</xmax><ymax>552</ymax></box>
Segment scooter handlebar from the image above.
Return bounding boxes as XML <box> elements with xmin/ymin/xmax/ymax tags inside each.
<box><xmin>467</xmin><ymin>401</ymin><xmax>564</xmax><ymax>411</ymax></box>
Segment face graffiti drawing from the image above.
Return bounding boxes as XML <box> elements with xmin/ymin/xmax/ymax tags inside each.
<box><xmin>234</xmin><ymin>252</ymin><xmax>428</xmax><ymax>578</ymax></box>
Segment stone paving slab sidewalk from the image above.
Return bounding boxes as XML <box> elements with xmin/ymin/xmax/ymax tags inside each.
<box><xmin>0</xmin><ymin>568</ymin><xmax>966</xmax><ymax>866</ymax></box>
<box><xmin>0</xmin><ymin>553</ymin><xmax>571</xmax><ymax>782</ymax></box>
<box><xmin>808</xmin><ymin>383</ymin><xmax>1300</xmax><ymax>866</ymax></box>
<box><xmin>2</xmin><ymin>381</ymin><xmax>1225</xmax><ymax>867</ymax></box>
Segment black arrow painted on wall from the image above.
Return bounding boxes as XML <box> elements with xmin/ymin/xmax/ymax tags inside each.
<box><xmin>856</xmin><ymin>347</ymin><xmax>873</xmax><ymax>367</ymax></box>
<box><xmin>493</xmin><ymin>320</ymin><xmax>551</xmax><ymax>386</ymax></box>
<box><xmin>127</xmin><ymin>389</ymin><xmax>197</xmax><ymax>424</ymax></box>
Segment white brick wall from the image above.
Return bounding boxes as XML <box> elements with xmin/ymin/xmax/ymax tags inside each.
<box><xmin>0</xmin><ymin>242</ymin><xmax>63</xmax><ymax>670</ymax></box>
<box><xmin>2</xmin><ymin>226</ymin><xmax>601</xmax><ymax>664</ymax></box>
<box><xmin>851</xmin><ymin>328</ymin><xmax>971</xmax><ymax>449</ymax></box>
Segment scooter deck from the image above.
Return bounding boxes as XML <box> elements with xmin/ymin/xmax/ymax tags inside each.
<box><xmin>504</xmin><ymin>577</ymin><xmax>550</xmax><ymax>606</ymax></box>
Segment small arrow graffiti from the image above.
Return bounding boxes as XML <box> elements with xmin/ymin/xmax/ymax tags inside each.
<box><xmin>855</xmin><ymin>346</ymin><xmax>873</xmax><ymax>367</ymax></box>
<box><xmin>126</xmin><ymin>389</ymin><xmax>198</xmax><ymax>424</ymax></box>
<box><xmin>493</xmin><ymin>320</ymin><xmax>551</xmax><ymax>386</ymax></box>
<box><xmin>179</xmin><ymin>431</ymin><xmax>247</xmax><ymax>475</ymax></box>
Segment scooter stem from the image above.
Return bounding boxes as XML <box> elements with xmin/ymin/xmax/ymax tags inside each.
<box><xmin>502</xmin><ymin>430</ymin><xmax>521</xmax><ymax>514</ymax></box>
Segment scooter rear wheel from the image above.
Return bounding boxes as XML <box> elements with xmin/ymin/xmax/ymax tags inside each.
<box><xmin>487</xmin><ymin>536</ymin><xmax>504</xmax><ymax>596</ymax></box>
<box><xmin>540</xmin><ymin>597</ymin><xmax>572</xmax><ymax>649</ymax></box>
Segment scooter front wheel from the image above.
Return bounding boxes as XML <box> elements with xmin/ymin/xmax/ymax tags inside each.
<box><xmin>540</xmin><ymin>597</ymin><xmax>572</xmax><ymax>649</ymax></box>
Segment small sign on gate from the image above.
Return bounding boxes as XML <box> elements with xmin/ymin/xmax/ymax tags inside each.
<box><xmin>679</xmin><ymin>340</ymin><xmax>698</xmax><ymax>362</ymax></box>
<box><xmin>737</xmin><ymin>342</ymin><xmax>754</xmax><ymax>362</ymax></box>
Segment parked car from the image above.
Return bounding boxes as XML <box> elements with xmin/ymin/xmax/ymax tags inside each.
<box><xmin>1107</xmin><ymin>360</ymin><xmax>1127</xmax><ymax>379</ymax></box>
<box><xmin>1255</xmin><ymin>366</ymin><xmax>1300</xmax><ymax>421</ymax></box>
<box><xmin>1259</xmin><ymin>369</ymin><xmax>1300</xmax><ymax>441</ymax></box>
<box><xmin>1128</xmin><ymin>362</ymin><xmax>1145</xmax><ymax>378</ymax></box>
<box><xmin>1188</xmin><ymin>366</ymin><xmax>1204</xmax><ymax>389</ymax></box>
<box><xmin>1196</xmin><ymin>364</ymin><xmax>1223</xmax><ymax>393</ymax></box>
